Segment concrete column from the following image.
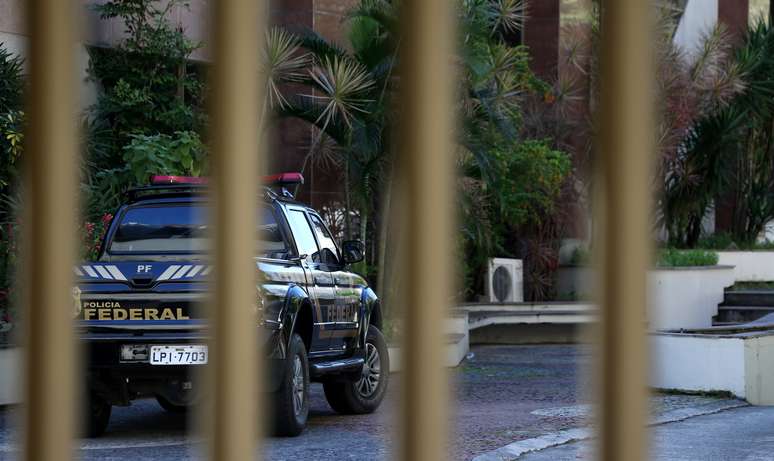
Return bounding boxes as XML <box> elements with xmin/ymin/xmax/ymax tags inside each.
<box><xmin>718</xmin><ymin>0</ymin><xmax>749</xmax><ymax>44</ymax></box>
<box><xmin>524</xmin><ymin>0</ymin><xmax>560</xmax><ymax>81</ymax></box>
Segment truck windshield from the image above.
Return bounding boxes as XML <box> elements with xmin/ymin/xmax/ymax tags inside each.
<box><xmin>109</xmin><ymin>205</ymin><xmax>288</xmax><ymax>257</ymax></box>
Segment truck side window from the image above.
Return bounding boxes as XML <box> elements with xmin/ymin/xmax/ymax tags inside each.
<box><xmin>308</xmin><ymin>213</ymin><xmax>340</xmax><ymax>266</ymax></box>
<box><xmin>286</xmin><ymin>209</ymin><xmax>320</xmax><ymax>261</ymax></box>
<box><xmin>257</xmin><ymin>207</ymin><xmax>290</xmax><ymax>259</ymax></box>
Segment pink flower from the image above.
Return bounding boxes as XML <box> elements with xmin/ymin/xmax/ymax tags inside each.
<box><xmin>101</xmin><ymin>213</ymin><xmax>113</xmax><ymax>226</ymax></box>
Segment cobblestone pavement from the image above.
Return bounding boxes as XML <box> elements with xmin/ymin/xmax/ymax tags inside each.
<box><xmin>0</xmin><ymin>344</ymin><xmax>744</xmax><ymax>460</ymax></box>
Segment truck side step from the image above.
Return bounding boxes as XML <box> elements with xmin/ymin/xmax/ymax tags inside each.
<box><xmin>309</xmin><ymin>357</ymin><xmax>365</xmax><ymax>378</ymax></box>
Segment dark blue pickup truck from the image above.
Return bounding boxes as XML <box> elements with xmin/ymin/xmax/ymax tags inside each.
<box><xmin>75</xmin><ymin>174</ymin><xmax>388</xmax><ymax>437</ymax></box>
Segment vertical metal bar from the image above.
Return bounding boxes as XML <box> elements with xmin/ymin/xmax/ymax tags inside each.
<box><xmin>208</xmin><ymin>1</ymin><xmax>262</xmax><ymax>460</ymax></box>
<box><xmin>597</xmin><ymin>0</ymin><xmax>653</xmax><ymax>460</ymax></box>
<box><xmin>398</xmin><ymin>0</ymin><xmax>455</xmax><ymax>460</ymax></box>
<box><xmin>23</xmin><ymin>0</ymin><xmax>78</xmax><ymax>460</ymax></box>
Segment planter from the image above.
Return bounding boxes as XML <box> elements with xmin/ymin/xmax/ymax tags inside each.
<box><xmin>717</xmin><ymin>251</ymin><xmax>774</xmax><ymax>282</ymax></box>
<box><xmin>557</xmin><ymin>265</ymin><xmax>734</xmax><ymax>330</ymax></box>
<box><xmin>648</xmin><ymin>265</ymin><xmax>735</xmax><ymax>330</ymax></box>
<box><xmin>651</xmin><ymin>325</ymin><xmax>774</xmax><ymax>404</ymax></box>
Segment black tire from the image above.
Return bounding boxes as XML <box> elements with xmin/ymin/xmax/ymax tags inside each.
<box><xmin>323</xmin><ymin>325</ymin><xmax>389</xmax><ymax>415</ymax></box>
<box><xmin>156</xmin><ymin>395</ymin><xmax>188</xmax><ymax>413</ymax></box>
<box><xmin>272</xmin><ymin>333</ymin><xmax>310</xmax><ymax>436</ymax></box>
<box><xmin>86</xmin><ymin>393</ymin><xmax>111</xmax><ymax>438</ymax></box>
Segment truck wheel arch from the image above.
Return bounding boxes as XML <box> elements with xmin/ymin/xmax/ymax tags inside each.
<box><xmin>281</xmin><ymin>285</ymin><xmax>314</xmax><ymax>354</ymax></box>
<box><xmin>292</xmin><ymin>299</ymin><xmax>314</xmax><ymax>353</ymax></box>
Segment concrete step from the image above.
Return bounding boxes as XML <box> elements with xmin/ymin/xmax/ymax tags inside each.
<box><xmin>722</xmin><ymin>290</ymin><xmax>774</xmax><ymax>307</ymax></box>
<box><xmin>715</xmin><ymin>305</ymin><xmax>774</xmax><ymax>324</ymax></box>
<box><xmin>458</xmin><ymin>302</ymin><xmax>594</xmax><ymax>314</ymax></box>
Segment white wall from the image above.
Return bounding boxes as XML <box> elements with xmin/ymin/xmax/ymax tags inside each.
<box><xmin>0</xmin><ymin>347</ymin><xmax>19</xmax><ymax>406</ymax></box>
<box><xmin>718</xmin><ymin>251</ymin><xmax>774</xmax><ymax>281</ymax></box>
<box><xmin>674</xmin><ymin>0</ymin><xmax>719</xmax><ymax>56</ymax></box>
<box><xmin>648</xmin><ymin>266</ymin><xmax>735</xmax><ymax>330</ymax></box>
<box><xmin>651</xmin><ymin>333</ymin><xmax>746</xmax><ymax>397</ymax></box>
<box><xmin>744</xmin><ymin>334</ymin><xmax>774</xmax><ymax>405</ymax></box>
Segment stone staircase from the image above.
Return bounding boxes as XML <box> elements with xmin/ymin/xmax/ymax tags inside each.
<box><xmin>715</xmin><ymin>288</ymin><xmax>774</xmax><ymax>325</ymax></box>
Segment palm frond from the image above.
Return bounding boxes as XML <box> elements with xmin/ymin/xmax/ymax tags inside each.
<box><xmin>261</xmin><ymin>27</ymin><xmax>312</xmax><ymax>109</ymax></box>
<box><xmin>486</xmin><ymin>0</ymin><xmax>528</xmax><ymax>36</ymax></box>
<box><xmin>303</xmin><ymin>56</ymin><xmax>376</xmax><ymax>130</ymax></box>
<box><xmin>297</xmin><ymin>30</ymin><xmax>348</xmax><ymax>63</ymax></box>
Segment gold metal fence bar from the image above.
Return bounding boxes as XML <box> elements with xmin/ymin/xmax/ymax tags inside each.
<box><xmin>23</xmin><ymin>0</ymin><xmax>78</xmax><ymax>459</ymax></box>
<box><xmin>208</xmin><ymin>0</ymin><xmax>262</xmax><ymax>460</ymax></box>
<box><xmin>398</xmin><ymin>0</ymin><xmax>455</xmax><ymax>459</ymax></box>
<box><xmin>597</xmin><ymin>0</ymin><xmax>653</xmax><ymax>460</ymax></box>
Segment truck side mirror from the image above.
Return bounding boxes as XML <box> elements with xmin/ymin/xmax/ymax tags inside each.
<box><xmin>342</xmin><ymin>240</ymin><xmax>365</xmax><ymax>264</ymax></box>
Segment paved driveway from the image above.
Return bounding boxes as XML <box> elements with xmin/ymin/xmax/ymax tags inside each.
<box><xmin>0</xmin><ymin>345</ymin><xmax>590</xmax><ymax>460</ymax></box>
<box><xmin>0</xmin><ymin>344</ymin><xmax>748</xmax><ymax>460</ymax></box>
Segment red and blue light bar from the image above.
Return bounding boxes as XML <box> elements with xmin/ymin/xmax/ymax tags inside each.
<box><xmin>150</xmin><ymin>175</ymin><xmax>208</xmax><ymax>185</ymax></box>
<box><xmin>149</xmin><ymin>173</ymin><xmax>304</xmax><ymax>186</ymax></box>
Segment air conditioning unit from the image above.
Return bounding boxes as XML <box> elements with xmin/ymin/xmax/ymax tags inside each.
<box><xmin>485</xmin><ymin>258</ymin><xmax>523</xmax><ymax>303</ymax></box>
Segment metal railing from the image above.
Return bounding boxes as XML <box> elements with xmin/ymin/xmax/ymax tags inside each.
<box><xmin>20</xmin><ymin>0</ymin><xmax>652</xmax><ymax>460</ymax></box>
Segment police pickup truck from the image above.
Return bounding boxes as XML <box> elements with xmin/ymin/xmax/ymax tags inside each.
<box><xmin>76</xmin><ymin>173</ymin><xmax>388</xmax><ymax>437</ymax></box>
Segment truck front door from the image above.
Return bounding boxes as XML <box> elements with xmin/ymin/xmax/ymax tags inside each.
<box><xmin>283</xmin><ymin>206</ymin><xmax>336</xmax><ymax>354</ymax></box>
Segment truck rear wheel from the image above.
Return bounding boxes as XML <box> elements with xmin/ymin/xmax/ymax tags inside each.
<box><xmin>323</xmin><ymin>325</ymin><xmax>389</xmax><ymax>414</ymax></box>
<box><xmin>272</xmin><ymin>333</ymin><xmax>309</xmax><ymax>436</ymax></box>
<box><xmin>86</xmin><ymin>393</ymin><xmax>111</xmax><ymax>438</ymax></box>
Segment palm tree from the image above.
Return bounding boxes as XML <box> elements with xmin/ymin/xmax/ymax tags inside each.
<box><xmin>263</xmin><ymin>0</ymin><xmax>570</xmax><ymax>301</ymax></box>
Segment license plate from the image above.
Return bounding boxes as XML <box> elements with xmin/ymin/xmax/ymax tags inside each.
<box><xmin>149</xmin><ymin>345</ymin><xmax>208</xmax><ymax>366</ymax></box>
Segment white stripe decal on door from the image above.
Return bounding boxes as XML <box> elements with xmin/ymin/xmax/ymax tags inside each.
<box><xmin>82</xmin><ymin>266</ymin><xmax>98</xmax><ymax>278</ymax></box>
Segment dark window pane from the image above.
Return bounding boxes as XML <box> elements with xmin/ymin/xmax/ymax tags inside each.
<box><xmin>110</xmin><ymin>205</ymin><xmax>288</xmax><ymax>256</ymax></box>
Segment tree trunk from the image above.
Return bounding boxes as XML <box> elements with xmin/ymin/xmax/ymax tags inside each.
<box><xmin>345</xmin><ymin>160</ymin><xmax>352</xmax><ymax>240</ymax></box>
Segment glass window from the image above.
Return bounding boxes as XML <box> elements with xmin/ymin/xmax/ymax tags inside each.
<box><xmin>110</xmin><ymin>205</ymin><xmax>208</xmax><ymax>253</ymax></box>
<box><xmin>286</xmin><ymin>209</ymin><xmax>320</xmax><ymax>260</ymax></box>
<box><xmin>109</xmin><ymin>205</ymin><xmax>289</xmax><ymax>256</ymax></box>
<box><xmin>308</xmin><ymin>213</ymin><xmax>340</xmax><ymax>266</ymax></box>
<box><xmin>257</xmin><ymin>207</ymin><xmax>290</xmax><ymax>259</ymax></box>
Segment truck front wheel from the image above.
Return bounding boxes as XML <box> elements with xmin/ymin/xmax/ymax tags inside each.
<box><xmin>272</xmin><ymin>333</ymin><xmax>309</xmax><ymax>436</ymax></box>
<box><xmin>323</xmin><ymin>325</ymin><xmax>389</xmax><ymax>414</ymax></box>
<box><xmin>85</xmin><ymin>393</ymin><xmax>111</xmax><ymax>438</ymax></box>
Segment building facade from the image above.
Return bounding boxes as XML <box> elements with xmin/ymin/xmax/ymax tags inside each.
<box><xmin>0</xmin><ymin>0</ymin><xmax>759</xmax><ymax>210</ymax></box>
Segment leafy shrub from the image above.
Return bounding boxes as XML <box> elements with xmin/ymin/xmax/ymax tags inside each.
<box><xmin>569</xmin><ymin>246</ymin><xmax>591</xmax><ymax>266</ymax></box>
<box><xmin>85</xmin><ymin>131</ymin><xmax>207</xmax><ymax>217</ymax></box>
<box><xmin>81</xmin><ymin>213</ymin><xmax>114</xmax><ymax>261</ymax></box>
<box><xmin>85</xmin><ymin>0</ymin><xmax>207</xmax><ymax>218</ymax></box>
<box><xmin>696</xmin><ymin>233</ymin><xmax>736</xmax><ymax>250</ymax></box>
<box><xmin>657</xmin><ymin>249</ymin><xmax>719</xmax><ymax>267</ymax></box>
<box><xmin>697</xmin><ymin>232</ymin><xmax>774</xmax><ymax>251</ymax></box>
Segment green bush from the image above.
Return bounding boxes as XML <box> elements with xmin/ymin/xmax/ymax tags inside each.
<box><xmin>657</xmin><ymin>249</ymin><xmax>719</xmax><ymax>267</ymax></box>
<box><xmin>696</xmin><ymin>233</ymin><xmax>774</xmax><ymax>251</ymax></box>
<box><xmin>85</xmin><ymin>0</ymin><xmax>207</xmax><ymax>218</ymax></box>
<box><xmin>569</xmin><ymin>246</ymin><xmax>591</xmax><ymax>266</ymax></box>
